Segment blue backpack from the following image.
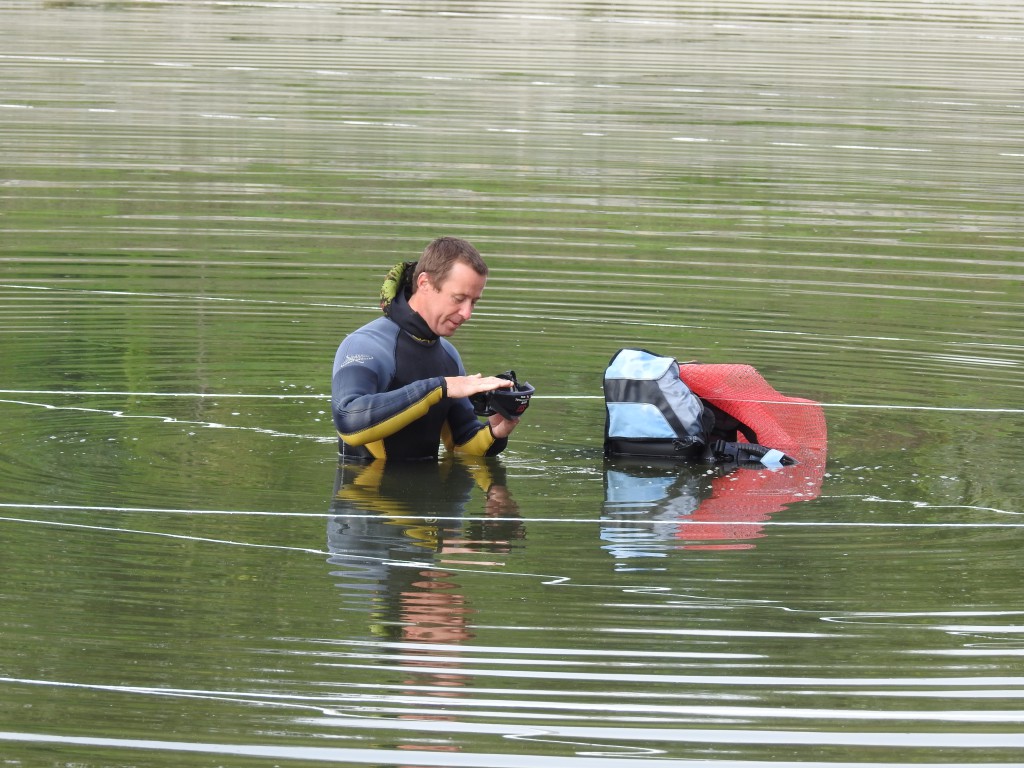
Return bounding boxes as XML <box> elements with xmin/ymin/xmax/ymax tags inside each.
<box><xmin>603</xmin><ymin>348</ymin><xmax>713</xmax><ymax>459</ymax></box>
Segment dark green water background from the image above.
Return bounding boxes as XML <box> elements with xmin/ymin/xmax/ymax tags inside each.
<box><xmin>2</xmin><ymin>1</ymin><xmax>1023</xmax><ymax>765</ymax></box>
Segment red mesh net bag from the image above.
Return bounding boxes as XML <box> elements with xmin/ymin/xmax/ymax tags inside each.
<box><xmin>676</xmin><ymin>364</ymin><xmax>827</xmax><ymax>549</ymax></box>
<box><xmin>680</xmin><ymin>363</ymin><xmax>827</xmax><ymax>464</ymax></box>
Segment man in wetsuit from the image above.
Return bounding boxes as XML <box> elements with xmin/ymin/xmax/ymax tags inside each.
<box><xmin>331</xmin><ymin>237</ymin><xmax>520</xmax><ymax>460</ymax></box>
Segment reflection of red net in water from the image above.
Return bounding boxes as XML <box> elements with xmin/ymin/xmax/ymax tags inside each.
<box><xmin>680</xmin><ymin>462</ymin><xmax>826</xmax><ymax>549</ymax></box>
<box><xmin>678</xmin><ymin>364</ymin><xmax>828</xmax><ymax>549</ymax></box>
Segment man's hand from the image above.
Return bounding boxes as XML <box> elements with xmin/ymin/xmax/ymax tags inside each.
<box><xmin>444</xmin><ymin>373</ymin><xmax>513</xmax><ymax>400</ymax></box>
<box><xmin>445</xmin><ymin>375</ymin><xmax>521</xmax><ymax>438</ymax></box>
<box><xmin>488</xmin><ymin>412</ymin><xmax>519</xmax><ymax>439</ymax></box>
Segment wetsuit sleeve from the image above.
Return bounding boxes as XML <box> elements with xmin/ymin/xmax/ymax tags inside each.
<box><xmin>332</xmin><ymin>327</ymin><xmax>446</xmax><ymax>447</ymax></box>
<box><xmin>458</xmin><ymin>426</ymin><xmax>508</xmax><ymax>456</ymax></box>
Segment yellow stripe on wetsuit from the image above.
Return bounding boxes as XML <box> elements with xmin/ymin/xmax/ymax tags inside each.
<box><xmin>454</xmin><ymin>423</ymin><xmax>497</xmax><ymax>456</ymax></box>
<box><xmin>337</xmin><ymin>385</ymin><xmax>445</xmax><ymax>456</ymax></box>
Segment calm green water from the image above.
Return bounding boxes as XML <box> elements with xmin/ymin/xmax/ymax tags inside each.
<box><xmin>2</xmin><ymin>1</ymin><xmax>1023</xmax><ymax>766</ymax></box>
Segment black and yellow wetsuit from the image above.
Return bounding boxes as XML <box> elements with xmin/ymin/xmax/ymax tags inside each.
<box><xmin>331</xmin><ymin>276</ymin><xmax>507</xmax><ymax>461</ymax></box>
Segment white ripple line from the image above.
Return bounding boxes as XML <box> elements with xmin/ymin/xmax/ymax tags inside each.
<box><xmin>0</xmin><ymin>503</ymin><xmax>322</xmax><ymax>517</ymax></box>
<box><xmin>2</xmin><ymin>501</ymin><xmax>1024</xmax><ymax>528</ymax></box>
<box><xmin>0</xmin><ymin>515</ymin><xmax>328</xmax><ymax>555</ymax></box>
<box><xmin>0</xmin><ymin>389</ymin><xmax>317</xmax><ymax>399</ymax></box>
<box><xmin>0</xmin><ymin>398</ymin><xmax>335</xmax><ymax>442</ymax></box>
<box><xmin>0</xmin><ymin>728</ymin><xmax>1022</xmax><ymax>763</ymax></box>
<box><xmin>304</xmin><ymin>691</ymin><xmax>1024</xmax><ymax>725</ymax></box>
<box><xmin>1</xmin><ymin>390</ymin><xmax>1021</xmax><ymax>414</ymax></box>
<box><xmin>0</xmin><ymin>282</ymin><xmax>308</xmax><ymax>306</ymax></box>
<box><xmin>1</xmin><ymin>506</ymin><xmax>1022</xmax><ymax>528</ymax></box>
<box><xmin>0</xmin><ymin>515</ymin><xmax>568</xmax><ymax>584</ymax></box>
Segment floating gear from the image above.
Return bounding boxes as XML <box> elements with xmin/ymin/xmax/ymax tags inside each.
<box><xmin>603</xmin><ymin>348</ymin><xmax>825</xmax><ymax>466</ymax></box>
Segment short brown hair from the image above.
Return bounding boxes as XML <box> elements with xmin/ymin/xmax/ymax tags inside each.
<box><xmin>411</xmin><ymin>237</ymin><xmax>488</xmax><ymax>293</ymax></box>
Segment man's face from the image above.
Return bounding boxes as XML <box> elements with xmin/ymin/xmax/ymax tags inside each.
<box><xmin>409</xmin><ymin>261</ymin><xmax>487</xmax><ymax>338</ymax></box>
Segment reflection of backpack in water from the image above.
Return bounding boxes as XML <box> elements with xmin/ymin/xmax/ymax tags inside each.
<box><xmin>602</xmin><ymin>453</ymin><xmax>827</xmax><ymax>552</ymax></box>
<box><xmin>601</xmin><ymin>458</ymin><xmax>714</xmax><ymax>568</ymax></box>
<box><xmin>603</xmin><ymin>348</ymin><xmax>825</xmax><ymax>465</ymax></box>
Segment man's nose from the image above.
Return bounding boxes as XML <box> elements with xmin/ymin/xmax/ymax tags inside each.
<box><xmin>457</xmin><ymin>300</ymin><xmax>474</xmax><ymax>320</ymax></box>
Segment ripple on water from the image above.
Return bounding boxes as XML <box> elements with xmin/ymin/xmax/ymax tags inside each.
<box><xmin>3</xmin><ymin>1</ymin><xmax>1024</xmax><ymax>765</ymax></box>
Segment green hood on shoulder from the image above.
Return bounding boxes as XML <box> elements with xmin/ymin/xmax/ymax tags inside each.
<box><xmin>379</xmin><ymin>260</ymin><xmax>417</xmax><ymax>314</ymax></box>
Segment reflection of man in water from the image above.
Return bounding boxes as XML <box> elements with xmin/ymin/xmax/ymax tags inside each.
<box><xmin>327</xmin><ymin>457</ymin><xmax>522</xmax><ymax>756</ymax></box>
<box><xmin>331</xmin><ymin>237</ymin><xmax>521</xmax><ymax>461</ymax></box>
<box><xmin>327</xmin><ymin>457</ymin><xmax>522</xmax><ymax>645</ymax></box>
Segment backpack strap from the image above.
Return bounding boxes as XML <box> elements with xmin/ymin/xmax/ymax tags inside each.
<box><xmin>711</xmin><ymin>440</ymin><xmax>797</xmax><ymax>467</ymax></box>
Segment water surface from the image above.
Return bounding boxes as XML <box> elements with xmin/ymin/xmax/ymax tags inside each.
<box><xmin>2</xmin><ymin>1</ymin><xmax>1023</xmax><ymax>765</ymax></box>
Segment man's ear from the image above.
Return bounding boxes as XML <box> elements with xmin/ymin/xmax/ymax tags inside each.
<box><xmin>417</xmin><ymin>271</ymin><xmax>436</xmax><ymax>292</ymax></box>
